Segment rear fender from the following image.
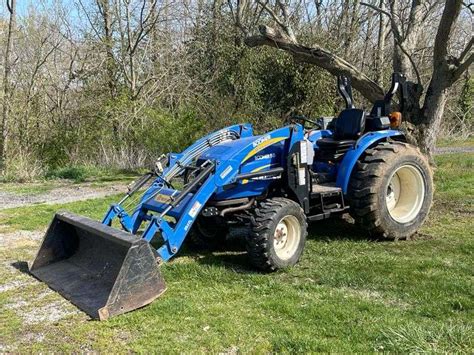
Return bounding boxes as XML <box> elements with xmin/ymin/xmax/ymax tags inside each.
<box><xmin>336</xmin><ymin>130</ymin><xmax>405</xmax><ymax>194</ymax></box>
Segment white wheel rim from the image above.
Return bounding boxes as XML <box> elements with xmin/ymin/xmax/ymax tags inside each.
<box><xmin>386</xmin><ymin>164</ymin><xmax>425</xmax><ymax>223</ymax></box>
<box><xmin>273</xmin><ymin>215</ymin><xmax>301</xmax><ymax>260</ymax></box>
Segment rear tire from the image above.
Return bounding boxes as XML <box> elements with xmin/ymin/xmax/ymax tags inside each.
<box><xmin>247</xmin><ymin>198</ymin><xmax>307</xmax><ymax>271</ymax></box>
<box><xmin>348</xmin><ymin>141</ymin><xmax>433</xmax><ymax>239</ymax></box>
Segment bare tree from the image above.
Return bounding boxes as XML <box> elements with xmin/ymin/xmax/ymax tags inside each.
<box><xmin>115</xmin><ymin>0</ymin><xmax>163</xmax><ymax>100</ymax></box>
<box><xmin>97</xmin><ymin>0</ymin><xmax>118</xmax><ymax>98</ymax></box>
<box><xmin>375</xmin><ymin>0</ymin><xmax>388</xmax><ymax>85</ymax></box>
<box><xmin>0</xmin><ymin>0</ymin><xmax>16</xmax><ymax>170</ymax></box>
<box><xmin>238</xmin><ymin>0</ymin><xmax>473</xmax><ymax>155</ymax></box>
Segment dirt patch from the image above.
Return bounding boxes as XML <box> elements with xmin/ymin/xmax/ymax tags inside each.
<box><xmin>2</xmin><ymin>292</ymin><xmax>81</xmax><ymax>324</ymax></box>
<box><xmin>20</xmin><ymin>300</ymin><xmax>81</xmax><ymax>324</ymax></box>
<box><xmin>0</xmin><ymin>183</ymin><xmax>128</xmax><ymax>210</ymax></box>
<box><xmin>0</xmin><ymin>279</ymin><xmax>35</xmax><ymax>292</ymax></box>
<box><xmin>1</xmin><ymin>253</ymin><xmax>83</xmax><ymax>327</ymax></box>
<box><xmin>0</xmin><ymin>230</ymin><xmax>43</xmax><ymax>248</ymax></box>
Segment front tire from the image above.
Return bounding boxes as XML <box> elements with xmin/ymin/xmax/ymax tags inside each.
<box><xmin>348</xmin><ymin>141</ymin><xmax>433</xmax><ymax>239</ymax></box>
<box><xmin>247</xmin><ymin>198</ymin><xmax>307</xmax><ymax>271</ymax></box>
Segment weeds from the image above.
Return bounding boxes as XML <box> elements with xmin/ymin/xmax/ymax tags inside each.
<box><xmin>0</xmin><ymin>151</ymin><xmax>44</xmax><ymax>183</ymax></box>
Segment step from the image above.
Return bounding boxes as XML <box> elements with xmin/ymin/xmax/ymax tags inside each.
<box><xmin>311</xmin><ymin>182</ymin><xmax>342</xmax><ymax>197</ymax></box>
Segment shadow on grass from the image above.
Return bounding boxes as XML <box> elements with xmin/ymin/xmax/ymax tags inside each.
<box><xmin>11</xmin><ymin>261</ymin><xmax>31</xmax><ymax>275</ymax></box>
<box><xmin>178</xmin><ymin>216</ymin><xmax>378</xmax><ymax>272</ymax></box>
<box><xmin>177</xmin><ymin>229</ymin><xmax>258</xmax><ymax>273</ymax></box>
<box><xmin>196</xmin><ymin>251</ymin><xmax>258</xmax><ymax>274</ymax></box>
<box><xmin>307</xmin><ymin>215</ymin><xmax>371</xmax><ymax>242</ymax></box>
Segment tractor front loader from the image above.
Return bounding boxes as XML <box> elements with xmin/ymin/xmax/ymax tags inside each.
<box><xmin>30</xmin><ymin>73</ymin><xmax>433</xmax><ymax>320</ymax></box>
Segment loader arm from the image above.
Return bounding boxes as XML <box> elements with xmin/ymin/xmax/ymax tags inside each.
<box><xmin>105</xmin><ymin>124</ymin><xmax>302</xmax><ymax>263</ymax></box>
<box><xmin>102</xmin><ymin>123</ymin><xmax>253</xmax><ymax>231</ymax></box>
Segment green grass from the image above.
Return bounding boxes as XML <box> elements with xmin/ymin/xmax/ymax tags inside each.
<box><xmin>0</xmin><ymin>153</ymin><xmax>472</xmax><ymax>352</ymax></box>
<box><xmin>434</xmin><ymin>153</ymin><xmax>474</xmax><ymax>203</ymax></box>
<box><xmin>436</xmin><ymin>136</ymin><xmax>474</xmax><ymax>148</ymax></box>
<box><xmin>0</xmin><ymin>182</ymin><xmax>59</xmax><ymax>195</ymax></box>
<box><xmin>45</xmin><ymin>165</ymin><xmax>142</xmax><ymax>183</ymax></box>
<box><xmin>0</xmin><ymin>194</ymin><xmax>122</xmax><ymax>233</ymax></box>
<box><xmin>0</xmin><ymin>176</ymin><xmax>139</xmax><ymax>200</ymax></box>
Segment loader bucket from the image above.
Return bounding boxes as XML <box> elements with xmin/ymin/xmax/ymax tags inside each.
<box><xmin>29</xmin><ymin>212</ymin><xmax>166</xmax><ymax>320</ymax></box>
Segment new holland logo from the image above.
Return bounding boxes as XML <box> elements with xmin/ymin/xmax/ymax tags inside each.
<box><xmin>252</xmin><ymin>135</ymin><xmax>271</xmax><ymax>148</ymax></box>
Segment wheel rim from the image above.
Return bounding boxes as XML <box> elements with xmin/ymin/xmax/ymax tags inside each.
<box><xmin>273</xmin><ymin>215</ymin><xmax>301</xmax><ymax>260</ymax></box>
<box><xmin>386</xmin><ymin>164</ymin><xmax>425</xmax><ymax>223</ymax></box>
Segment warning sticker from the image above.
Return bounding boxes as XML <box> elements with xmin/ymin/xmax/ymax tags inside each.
<box><xmin>298</xmin><ymin>167</ymin><xmax>306</xmax><ymax>186</ymax></box>
<box><xmin>154</xmin><ymin>193</ymin><xmax>172</xmax><ymax>204</ymax></box>
<box><xmin>188</xmin><ymin>201</ymin><xmax>202</xmax><ymax>218</ymax></box>
<box><xmin>300</xmin><ymin>141</ymin><xmax>307</xmax><ymax>164</ymax></box>
<box><xmin>220</xmin><ymin>166</ymin><xmax>233</xmax><ymax>179</ymax></box>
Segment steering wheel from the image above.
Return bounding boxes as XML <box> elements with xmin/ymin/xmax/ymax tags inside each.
<box><xmin>289</xmin><ymin>115</ymin><xmax>321</xmax><ymax>129</ymax></box>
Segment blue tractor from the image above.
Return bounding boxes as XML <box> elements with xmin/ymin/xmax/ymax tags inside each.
<box><xmin>30</xmin><ymin>73</ymin><xmax>433</xmax><ymax>320</ymax></box>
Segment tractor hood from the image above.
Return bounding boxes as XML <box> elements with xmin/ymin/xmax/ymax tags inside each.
<box><xmin>199</xmin><ymin>136</ymin><xmax>262</xmax><ymax>162</ymax></box>
<box><xmin>199</xmin><ymin>134</ymin><xmax>287</xmax><ymax>164</ymax></box>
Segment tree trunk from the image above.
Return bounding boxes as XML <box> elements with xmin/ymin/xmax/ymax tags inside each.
<box><xmin>344</xmin><ymin>0</ymin><xmax>360</xmax><ymax>58</ymax></box>
<box><xmin>415</xmin><ymin>0</ymin><xmax>465</xmax><ymax>155</ymax></box>
<box><xmin>98</xmin><ymin>0</ymin><xmax>116</xmax><ymax>98</ymax></box>
<box><xmin>375</xmin><ymin>0</ymin><xmax>387</xmax><ymax>85</ymax></box>
<box><xmin>0</xmin><ymin>0</ymin><xmax>16</xmax><ymax>171</ymax></box>
<box><xmin>418</xmin><ymin>87</ymin><xmax>448</xmax><ymax>157</ymax></box>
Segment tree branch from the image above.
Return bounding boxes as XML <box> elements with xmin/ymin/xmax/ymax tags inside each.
<box><xmin>458</xmin><ymin>37</ymin><xmax>473</xmax><ymax>63</ymax></box>
<box><xmin>245</xmin><ymin>25</ymin><xmax>384</xmax><ymax>102</ymax></box>
<box><xmin>255</xmin><ymin>0</ymin><xmax>297</xmax><ymax>43</ymax></box>
<box><xmin>256</xmin><ymin>0</ymin><xmax>286</xmax><ymax>29</ymax></box>
<box><xmin>6</xmin><ymin>0</ymin><xmax>12</xmax><ymax>14</ymax></box>
<box><xmin>361</xmin><ymin>1</ymin><xmax>422</xmax><ymax>85</ymax></box>
<box><xmin>229</xmin><ymin>0</ymin><xmax>249</xmax><ymax>35</ymax></box>
<box><xmin>432</xmin><ymin>0</ymin><xmax>463</xmax><ymax>69</ymax></box>
<box><xmin>451</xmin><ymin>52</ymin><xmax>474</xmax><ymax>83</ymax></box>
<box><xmin>361</xmin><ymin>1</ymin><xmax>401</xmax><ymax>42</ymax></box>
<box><xmin>396</xmin><ymin>40</ymin><xmax>422</xmax><ymax>85</ymax></box>
<box><xmin>462</xmin><ymin>1</ymin><xmax>473</xmax><ymax>14</ymax></box>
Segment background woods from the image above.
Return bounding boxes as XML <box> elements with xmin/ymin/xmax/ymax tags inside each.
<box><xmin>0</xmin><ymin>0</ymin><xmax>472</xmax><ymax>180</ymax></box>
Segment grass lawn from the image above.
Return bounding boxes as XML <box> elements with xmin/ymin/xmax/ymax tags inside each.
<box><xmin>0</xmin><ymin>175</ymin><xmax>138</xmax><ymax>196</ymax></box>
<box><xmin>436</xmin><ymin>136</ymin><xmax>474</xmax><ymax>148</ymax></box>
<box><xmin>0</xmin><ymin>153</ymin><xmax>472</xmax><ymax>352</ymax></box>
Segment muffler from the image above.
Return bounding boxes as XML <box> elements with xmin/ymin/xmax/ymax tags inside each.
<box><xmin>30</xmin><ymin>212</ymin><xmax>166</xmax><ymax>320</ymax></box>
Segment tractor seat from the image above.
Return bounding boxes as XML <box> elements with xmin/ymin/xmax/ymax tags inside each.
<box><xmin>316</xmin><ymin>109</ymin><xmax>366</xmax><ymax>161</ymax></box>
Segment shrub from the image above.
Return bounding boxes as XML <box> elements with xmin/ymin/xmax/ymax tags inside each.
<box><xmin>45</xmin><ymin>166</ymin><xmax>90</xmax><ymax>182</ymax></box>
<box><xmin>0</xmin><ymin>151</ymin><xmax>44</xmax><ymax>183</ymax></box>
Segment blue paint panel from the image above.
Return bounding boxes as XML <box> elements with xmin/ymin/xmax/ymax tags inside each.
<box><xmin>211</xmin><ymin>143</ymin><xmax>284</xmax><ymax>199</ymax></box>
<box><xmin>306</xmin><ymin>129</ymin><xmax>332</xmax><ymax>146</ymax></box>
<box><xmin>199</xmin><ymin>136</ymin><xmax>260</xmax><ymax>161</ymax></box>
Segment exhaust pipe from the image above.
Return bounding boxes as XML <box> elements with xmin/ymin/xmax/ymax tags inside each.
<box><xmin>30</xmin><ymin>212</ymin><xmax>166</xmax><ymax>320</ymax></box>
